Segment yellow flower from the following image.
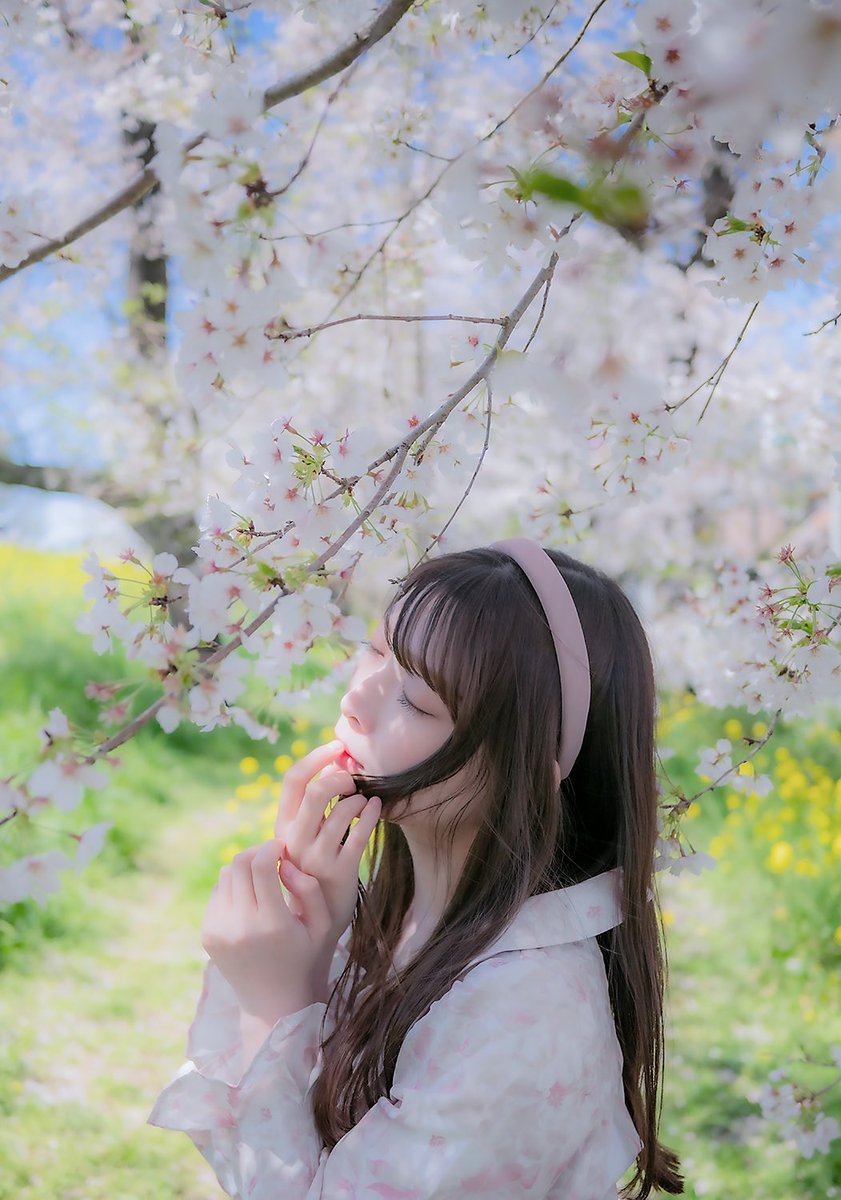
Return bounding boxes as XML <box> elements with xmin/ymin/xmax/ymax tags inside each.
<box><xmin>797</xmin><ymin>859</ymin><xmax>821</xmax><ymax>877</ymax></box>
<box><xmin>292</xmin><ymin>717</ymin><xmax>311</xmax><ymax>733</ymax></box>
<box><xmin>779</xmin><ymin>806</ymin><xmax>795</xmax><ymax>823</ymax></box>
<box><xmin>768</xmin><ymin>841</ymin><xmax>793</xmax><ymax>872</ymax></box>
<box><xmin>772</xmin><ymin>906</ymin><xmax>788</xmax><ymax>920</ymax></box>
<box><xmin>661</xmin><ymin>909</ymin><xmax>675</xmax><ymax>927</ymax></box>
<box><xmin>738</xmin><ymin>760</ymin><xmax>754</xmax><ymax>777</ymax></box>
<box><xmin>235</xmin><ymin>783</ymin><xmax>257</xmax><ymax>801</ymax></box>
<box><xmin>319</xmin><ymin>725</ymin><xmax>336</xmax><ymax>741</ymax></box>
<box><xmin>240</xmin><ymin>756</ymin><xmax>259</xmax><ymax>775</ymax></box>
<box><xmin>709</xmin><ymin>834</ymin><xmax>730</xmax><ymax>859</ymax></box>
<box><xmin>684</xmin><ymin>801</ymin><xmax>701</xmax><ymax>820</ymax></box>
<box><xmin>834</xmin><ymin>926</ymin><xmax>841</xmax><ymax>946</ymax></box>
<box><xmin>752</xmin><ymin>721</ymin><xmax>768</xmax><ymax>738</ymax></box>
<box><xmin>274</xmin><ymin>754</ymin><xmax>293</xmax><ymax>773</ymax></box>
<box><xmin>831</xmin><ymin>833</ymin><xmax>841</xmax><ymax>858</ymax></box>
<box><xmin>290</xmin><ymin>737</ymin><xmax>309</xmax><ymax>757</ymax></box>
<box><xmin>725</xmin><ymin>812</ymin><xmax>742</xmax><ymax>830</ymax></box>
<box><xmin>256</xmin><ymin>772</ymin><xmax>273</xmax><ymax>789</ymax></box>
<box><xmin>725</xmin><ymin>793</ymin><xmax>741</xmax><ymax>811</ymax></box>
<box><xmin>224</xmin><ymin>799</ymin><xmax>239</xmax><ymax>813</ymax></box>
<box><xmin>220</xmin><ymin>842</ymin><xmax>242</xmax><ymax>864</ymax></box>
<box><xmin>724</xmin><ymin>718</ymin><xmax>743</xmax><ymax>740</ymax></box>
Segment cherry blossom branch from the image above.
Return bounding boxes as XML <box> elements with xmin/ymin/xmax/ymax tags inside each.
<box><xmin>665</xmin><ymin>301</ymin><xmax>760</xmax><ymax>419</ymax></box>
<box><xmin>78</xmin><ymin>250</ymin><xmax>558</xmax><ymax>764</ymax></box>
<box><xmin>268</xmin><ymin>311</ymin><xmax>506</xmax><ymax>342</ymax></box>
<box><xmin>417</xmin><ymin>378</ymin><xmax>494</xmax><ymax>563</ymax></box>
<box><xmin>0</xmin><ymin>168</ymin><xmax>160</xmax><ymax>282</ymax></box>
<box><xmin>0</xmin><ymin>0</ymin><xmax>416</xmax><ymax>284</ymax></box>
<box><xmin>320</xmin><ymin>0</ymin><xmax>610</xmax><ymax>316</ymax></box>
<box><xmin>660</xmin><ymin>707</ymin><xmax>782</xmax><ymax>819</ymax></box>
<box><xmin>261</xmin><ymin>0</ymin><xmax>415</xmax><ymax>108</ymax></box>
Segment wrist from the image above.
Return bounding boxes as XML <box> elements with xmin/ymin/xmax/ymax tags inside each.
<box><xmin>238</xmin><ymin>988</ymin><xmax>318</xmax><ymax>1025</ymax></box>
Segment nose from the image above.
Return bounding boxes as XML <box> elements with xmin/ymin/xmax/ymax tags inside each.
<box><xmin>339</xmin><ymin>665</ymin><xmax>379</xmax><ymax>733</ymax></box>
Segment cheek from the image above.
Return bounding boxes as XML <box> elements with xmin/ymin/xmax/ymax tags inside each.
<box><xmin>378</xmin><ymin>718</ymin><xmax>448</xmax><ymax>775</ymax></box>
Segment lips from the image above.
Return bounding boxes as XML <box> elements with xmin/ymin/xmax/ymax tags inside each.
<box><xmin>338</xmin><ymin>746</ymin><xmax>365</xmax><ymax>774</ymax></box>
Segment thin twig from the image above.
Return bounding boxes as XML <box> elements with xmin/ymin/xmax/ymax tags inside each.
<box><xmin>0</xmin><ymin>0</ymin><xmax>416</xmax><ymax>283</ymax></box>
<box><xmin>416</xmin><ymin>378</ymin><xmax>494</xmax><ymax>564</ymax></box>
<box><xmin>508</xmin><ymin>0</ymin><xmax>560</xmax><ymax>59</ymax></box>
<box><xmin>268</xmin><ymin>61</ymin><xmax>359</xmax><ymax>202</ymax></box>
<box><xmin>805</xmin><ymin>308</ymin><xmax>841</xmax><ymax>337</ymax></box>
<box><xmin>665</xmin><ymin>302</ymin><xmax>760</xmax><ymax>420</ymax></box>
<box><xmin>261</xmin><ymin>215</ymin><xmax>401</xmax><ymax>243</ymax></box>
<box><xmin>268</xmin><ymin>311</ymin><xmax>506</xmax><ymax>342</ymax></box>
<box><xmin>393</xmin><ymin>138</ymin><xmax>455</xmax><ymax>162</ymax></box>
<box><xmin>482</xmin><ymin>0</ymin><xmax>610</xmax><ymax>145</ymax></box>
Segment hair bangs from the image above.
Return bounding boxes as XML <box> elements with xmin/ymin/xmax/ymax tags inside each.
<box><xmin>384</xmin><ymin>579</ymin><xmax>469</xmax><ymax>718</ymax></box>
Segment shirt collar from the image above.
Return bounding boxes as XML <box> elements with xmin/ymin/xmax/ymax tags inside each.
<box><xmin>463</xmin><ymin>866</ymin><xmax>624</xmax><ymax>968</ymax></box>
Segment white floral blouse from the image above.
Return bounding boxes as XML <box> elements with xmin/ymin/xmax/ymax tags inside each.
<box><xmin>147</xmin><ymin>865</ymin><xmax>643</xmax><ymax>1198</ymax></box>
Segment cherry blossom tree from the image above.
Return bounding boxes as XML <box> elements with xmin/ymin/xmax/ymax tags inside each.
<box><xmin>1</xmin><ymin>0</ymin><xmax>839</xmax><ymax>1160</ymax></box>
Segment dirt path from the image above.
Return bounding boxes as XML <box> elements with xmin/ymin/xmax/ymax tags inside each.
<box><xmin>3</xmin><ymin>803</ymin><xmax>245</xmax><ymax>1199</ymax></box>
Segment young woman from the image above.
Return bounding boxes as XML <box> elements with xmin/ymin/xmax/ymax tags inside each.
<box><xmin>147</xmin><ymin>537</ymin><xmax>685</xmax><ymax>1199</ymax></box>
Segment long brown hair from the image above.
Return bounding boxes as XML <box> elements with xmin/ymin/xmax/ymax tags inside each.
<box><xmin>311</xmin><ymin>545</ymin><xmax>684</xmax><ymax>1197</ymax></box>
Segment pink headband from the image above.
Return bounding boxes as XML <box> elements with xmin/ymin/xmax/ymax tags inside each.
<box><xmin>491</xmin><ymin>537</ymin><xmax>591</xmax><ymax>780</ymax></box>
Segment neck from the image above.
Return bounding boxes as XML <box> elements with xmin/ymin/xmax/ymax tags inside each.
<box><xmin>398</xmin><ymin>816</ymin><xmax>476</xmax><ymax>936</ymax></box>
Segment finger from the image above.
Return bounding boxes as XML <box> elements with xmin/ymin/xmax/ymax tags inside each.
<box><xmin>230</xmin><ymin>847</ymin><xmax>260</xmax><ymax>911</ymax></box>
<box><xmin>217</xmin><ymin>863</ymin><xmax>233</xmax><ymax>906</ymax></box>
<box><xmin>296</xmin><ymin>769</ymin><xmax>359</xmax><ymax>844</ymax></box>
<box><xmin>339</xmin><ymin>796</ymin><xmax>382</xmax><ymax>862</ymax></box>
<box><xmin>318</xmin><ymin>792</ymin><xmax>370</xmax><ymax>856</ymax></box>
<box><xmin>251</xmin><ymin>839</ymin><xmax>289</xmax><ymax>912</ymax></box>
<box><xmin>278</xmin><ymin>859</ymin><xmax>332</xmax><ymax>939</ymax></box>
<box><xmin>275</xmin><ymin>740</ymin><xmax>345</xmax><ymax>836</ymax></box>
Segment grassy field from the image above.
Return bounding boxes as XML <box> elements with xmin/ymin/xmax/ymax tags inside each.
<box><xmin>0</xmin><ymin>542</ymin><xmax>839</xmax><ymax>1198</ymax></box>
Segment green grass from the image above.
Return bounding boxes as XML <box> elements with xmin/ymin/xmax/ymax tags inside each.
<box><xmin>0</xmin><ymin>543</ymin><xmax>839</xmax><ymax>1197</ymax></box>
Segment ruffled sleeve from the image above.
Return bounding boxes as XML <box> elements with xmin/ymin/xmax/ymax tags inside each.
<box><xmin>146</xmin><ymin>930</ymin><xmax>352</xmax><ymax>1195</ymax></box>
<box><xmin>148</xmin><ymin>939</ymin><xmax>642</xmax><ymax>1199</ymax></box>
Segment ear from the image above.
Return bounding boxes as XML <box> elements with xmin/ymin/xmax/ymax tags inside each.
<box><xmin>553</xmin><ymin>760</ymin><xmax>562</xmax><ymax>791</ymax></box>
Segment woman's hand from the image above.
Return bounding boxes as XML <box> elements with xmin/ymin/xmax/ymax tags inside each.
<box><xmin>275</xmin><ymin>741</ymin><xmax>381</xmax><ymax>988</ymax></box>
<box><xmin>200</xmin><ymin>742</ymin><xmax>380</xmax><ymax>1021</ymax></box>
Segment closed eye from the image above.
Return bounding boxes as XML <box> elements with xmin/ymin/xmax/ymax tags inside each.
<box><xmin>360</xmin><ymin>641</ymin><xmax>428</xmax><ymax>715</ymax></box>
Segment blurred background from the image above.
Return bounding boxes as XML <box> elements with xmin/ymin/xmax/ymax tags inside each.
<box><xmin>2</xmin><ymin>0</ymin><xmax>840</xmax><ymax>1196</ymax></box>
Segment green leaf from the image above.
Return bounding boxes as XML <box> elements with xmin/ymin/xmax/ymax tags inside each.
<box><xmin>525</xmin><ymin>170</ymin><xmax>649</xmax><ymax>236</ymax></box>
<box><xmin>613</xmin><ymin>49</ymin><xmax>653</xmax><ymax>77</ymax></box>
<box><xmin>526</xmin><ymin>170</ymin><xmax>589</xmax><ymax>208</ymax></box>
<box><xmin>506</xmin><ymin>165</ymin><xmax>535</xmax><ymax>201</ymax></box>
<box><xmin>718</xmin><ymin>216</ymin><xmax>751</xmax><ymax>235</ymax></box>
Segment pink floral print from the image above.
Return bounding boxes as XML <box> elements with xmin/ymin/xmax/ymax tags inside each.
<box><xmin>147</xmin><ymin>867</ymin><xmax>643</xmax><ymax>1198</ymax></box>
